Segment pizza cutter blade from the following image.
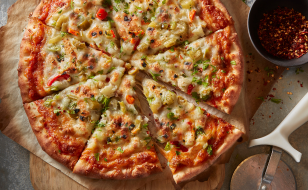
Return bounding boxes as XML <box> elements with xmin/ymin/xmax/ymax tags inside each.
<box><xmin>231</xmin><ymin>92</ymin><xmax>308</xmax><ymax>190</ymax></box>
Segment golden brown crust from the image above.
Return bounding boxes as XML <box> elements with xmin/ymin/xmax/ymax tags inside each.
<box><xmin>220</xmin><ymin>25</ymin><xmax>244</xmax><ymax>114</ymax></box>
<box><xmin>18</xmin><ymin>18</ymin><xmax>44</xmax><ymax>103</ymax></box>
<box><xmin>73</xmin><ymin>151</ymin><xmax>162</xmax><ymax>179</ymax></box>
<box><xmin>24</xmin><ymin>102</ymin><xmax>79</xmax><ymax>170</ymax></box>
<box><xmin>172</xmin><ymin>128</ymin><xmax>243</xmax><ymax>183</ymax></box>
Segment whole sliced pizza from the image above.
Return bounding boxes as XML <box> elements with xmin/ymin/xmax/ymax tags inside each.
<box><xmin>18</xmin><ymin>0</ymin><xmax>244</xmax><ymax>183</ymax></box>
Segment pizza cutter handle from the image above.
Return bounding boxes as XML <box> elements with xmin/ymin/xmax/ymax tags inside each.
<box><xmin>249</xmin><ymin>92</ymin><xmax>308</xmax><ymax>162</ymax></box>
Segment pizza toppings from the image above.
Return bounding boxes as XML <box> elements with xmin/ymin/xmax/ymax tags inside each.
<box><xmin>96</xmin><ymin>8</ymin><xmax>108</xmax><ymax>20</ymax></box>
<box><xmin>20</xmin><ymin>0</ymin><xmax>243</xmax><ymax>183</ymax></box>
<box><xmin>142</xmin><ymin>79</ymin><xmax>242</xmax><ymax>182</ymax></box>
<box><xmin>47</xmin><ymin>74</ymin><xmax>70</xmax><ymax>86</ymax></box>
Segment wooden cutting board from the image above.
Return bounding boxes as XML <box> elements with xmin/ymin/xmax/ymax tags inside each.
<box><xmin>29</xmin><ymin>153</ymin><xmax>225</xmax><ymax>190</ymax></box>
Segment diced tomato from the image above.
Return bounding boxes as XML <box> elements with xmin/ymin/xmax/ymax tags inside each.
<box><xmin>126</xmin><ymin>95</ymin><xmax>135</xmax><ymax>104</ymax></box>
<box><xmin>187</xmin><ymin>84</ymin><xmax>194</xmax><ymax>95</ymax></box>
<box><xmin>189</xmin><ymin>9</ymin><xmax>196</xmax><ymax>22</ymax></box>
<box><xmin>110</xmin><ymin>30</ymin><xmax>116</xmax><ymax>38</ymax></box>
<box><xmin>96</xmin><ymin>8</ymin><xmax>108</xmax><ymax>20</ymax></box>
<box><xmin>68</xmin><ymin>28</ymin><xmax>79</xmax><ymax>36</ymax></box>
<box><xmin>206</xmin><ymin>113</ymin><xmax>211</xmax><ymax>117</ymax></box>
<box><xmin>47</xmin><ymin>74</ymin><xmax>70</xmax><ymax>86</ymax></box>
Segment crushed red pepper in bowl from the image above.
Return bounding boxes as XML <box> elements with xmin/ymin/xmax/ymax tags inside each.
<box><xmin>258</xmin><ymin>7</ymin><xmax>308</xmax><ymax>59</ymax></box>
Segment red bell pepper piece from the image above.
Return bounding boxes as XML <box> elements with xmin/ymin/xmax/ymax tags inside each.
<box><xmin>187</xmin><ymin>84</ymin><xmax>194</xmax><ymax>95</ymax></box>
<box><xmin>47</xmin><ymin>74</ymin><xmax>70</xmax><ymax>86</ymax></box>
<box><xmin>96</xmin><ymin>8</ymin><xmax>108</xmax><ymax>20</ymax></box>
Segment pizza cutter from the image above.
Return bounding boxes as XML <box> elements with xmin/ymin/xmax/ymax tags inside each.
<box><xmin>230</xmin><ymin>92</ymin><xmax>308</xmax><ymax>190</ymax></box>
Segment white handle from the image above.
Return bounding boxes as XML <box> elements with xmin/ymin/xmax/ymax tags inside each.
<box><xmin>249</xmin><ymin>92</ymin><xmax>308</xmax><ymax>162</ymax></box>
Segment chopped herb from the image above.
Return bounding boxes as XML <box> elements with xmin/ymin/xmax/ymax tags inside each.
<box><xmin>143</xmin><ymin>123</ymin><xmax>149</xmax><ymax>129</ymax></box>
<box><xmin>221</xmin><ymin>57</ymin><xmax>224</xmax><ymax>60</ymax></box>
<box><xmin>211</xmin><ymin>65</ymin><xmax>217</xmax><ymax>73</ymax></box>
<box><xmin>102</xmin><ymin>0</ymin><xmax>111</xmax><ymax>8</ymax></box>
<box><xmin>104</xmin><ymin>158</ymin><xmax>108</xmax><ymax>162</ymax></box>
<box><xmin>117</xmin><ymin>147</ymin><xmax>124</xmax><ymax>153</ymax></box>
<box><xmin>135</xmin><ymin>6</ymin><xmax>142</xmax><ymax>10</ymax></box>
<box><xmin>150</xmin><ymin>72</ymin><xmax>161</xmax><ymax>81</ymax></box>
<box><xmin>169</xmin><ymin>47</ymin><xmax>175</xmax><ymax>52</ymax></box>
<box><xmin>195</xmin><ymin>126</ymin><xmax>204</xmax><ymax>136</ymax></box>
<box><xmin>94</xmin><ymin>153</ymin><xmax>99</xmax><ymax>161</ymax></box>
<box><xmin>271</xmin><ymin>98</ymin><xmax>282</xmax><ymax>104</ymax></box>
<box><xmin>70</xmin><ymin>0</ymin><xmax>74</xmax><ymax>9</ymax></box>
<box><xmin>54</xmin><ymin>110</ymin><xmax>61</xmax><ymax>116</ymax></box>
<box><xmin>221</xmin><ymin>70</ymin><xmax>226</xmax><ymax>73</ymax></box>
<box><xmin>107</xmin><ymin>67</ymin><xmax>115</xmax><ymax>73</ymax></box>
<box><xmin>141</xmin><ymin>55</ymin><xmax>147</xmax><ymax>60</ymax></box>
<box><xmin>58</xmin><ymin>10</ymin><xmax>62</xmax><ymax>14</ymax></box>
<box><xmin>207</xmin><ymin>145</ymin><xmax>213</xmax><ymax>155</ymax></box>
<box><xmin>162</xmin><ymin>0</ymin><xmax>166</xmax><ymax>4</ymax></box>
<box><xmin>167</xmin><ymin>112</ymin><xmax>178</xmax><ymax>120</ymax></box>
<box><xmin>176</xmin><ymin>151</ymin><xmax>181</xmax><ymax>156</ymax></box>
<box><xmin>257</xmin><ymin>96</ymin><xmax>264</xmax><ymax>101</ymax></box>
<box><xmin>58</xmin><ymin>150</ymin><xmax>61</xmax><ymax>153</ymax></box>
<box><xmin>147</xmin><ymin>146</ymin><xmax>151</xmax><ymax>150</ymax></box>
<box><xmin>110</xmin><ymin>41</ymin><xmax>115</xmax><ymax>48</ymax></box>
<box><xmin>203</xmin><ymin>63</ymin><xmax>209</xmax><ymax>70</ymax></box>
<box><xmin>192</xmin><ymin>77</ymin><xmax>202</xmax><ymax>85</ymax></box>
<box><xmin>97</xmin><ymin>70</ymin><xmax>104</xmax><ymax>74</ymax></box>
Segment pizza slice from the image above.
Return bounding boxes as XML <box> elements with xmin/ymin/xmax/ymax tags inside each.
<box><xmin>136</xmin><ymin>0</ymin><xmax>232</xmax><ymax>54</ymax></box>
<box><xmin>73</xmin><ymin>75</ymin><xmax>162</xmax><ymax>179</ymax></box>
<box><xmin>131</xmin><ymin>26</ymin><xmax>243</xmax><ymax>114</ymax></box>
<box><xmin>18</xmin><ymin>18</ymin><xmax>126</xmax><ymax>103</ymax></box>
<box><xmin>23</xmin><ymin>74</ymin><xmax>123</xmax><ymax>170</ymax></box>
<box><xmin>142</xmin><ymin>79</ymin><xmax>243</xmax><ymax>183</ymax></box>
<box><xmin>108</xmin><ymin>0</ymin><xmax>158</xmax><ymax>60</ymax></box>
<box><xmin>32</xmin><ymin>0</ymin><xmax>120</xmax><ymax>55</ymax></box>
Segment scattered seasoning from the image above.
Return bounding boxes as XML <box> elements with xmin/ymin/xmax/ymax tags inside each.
<box><xmin>258</xmin><ymin>7</ymin><xmax>308</xmax><ymax>59</ymax></box>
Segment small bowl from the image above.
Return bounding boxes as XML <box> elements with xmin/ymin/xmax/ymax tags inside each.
<box><xmin>248</xmin><ymin>0</ymin><xmax>308</xmax><ymax>67</ymax></box>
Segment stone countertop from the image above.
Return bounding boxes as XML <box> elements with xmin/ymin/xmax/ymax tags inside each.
<box><xmin>1</xmin><ymin>0</ymin><xmax>308</xmax><ymax>189</ymax></box>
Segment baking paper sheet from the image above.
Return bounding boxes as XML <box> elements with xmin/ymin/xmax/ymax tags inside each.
<box><xmin>0</xmin><ymin>0</ymin><xmax>285</xmax><ymax>189</ymax></box>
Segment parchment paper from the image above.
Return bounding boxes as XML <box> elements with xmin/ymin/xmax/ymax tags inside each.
<box><xmin>0</xmin><ymin>0</ymin><xmax>285</xmax><ymax>189</ymax></box>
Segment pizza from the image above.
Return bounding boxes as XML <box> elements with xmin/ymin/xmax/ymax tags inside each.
<box><xmin>131</xmin><ymin>26</ymin><xmax>243</xmax><ymax>113</ymax></box>
<box><xmin>142</xmin><ymin>79</ymin><xmax>243</xmax><ymax>183</ymax></box>
<box><xmin>73</xmin><ymin>75</ymin><xmax>162</xmax><ymax>178</ymax></box>
<box><xmin>18</xmin><ymin>0</ymin><xmax>244</xmax><ymax>183</ymax></box>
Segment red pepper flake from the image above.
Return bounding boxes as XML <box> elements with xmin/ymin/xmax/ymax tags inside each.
<box><xmin>106</xmin><ymin>77</ymin><xmax>110</xmax><ymax>82</ymax></box>
<box><xmin>258</xmin><ymin>7</ymin><xmax>308</xmax><ymax>59</ymax></box>
<box><xmin>273</xmin><ymin>88</ymin><xmax>276</xmax><ymax>90</ymax></box>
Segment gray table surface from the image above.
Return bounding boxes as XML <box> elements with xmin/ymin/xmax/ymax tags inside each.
<box><xmin>1</xmin><ymin>0</ymin><xmax>308</xmax><ymax>189</ymax></box>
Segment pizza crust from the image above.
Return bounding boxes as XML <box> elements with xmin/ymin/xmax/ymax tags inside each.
<box><xmin>24</xmin><ymin>102</ymin><xmax>79</xmax><ymax>170</ymax></box>
<box><xmin>18</xmin><ymin>18</ymin><xmax>43</xmax><ymax>103</ymax></box>
<box><xmin>219</xmin><ymin>25</ymin><xmax>244</xmax><ymax>114</ymax></box>
<box><xmin>172</xmin><ymin>128</ymin><xmax>243</xmax><ymax>183</ymax></box>
<box><xmin>73</xmin><ymin>153</ymin><xmax>162</xmax><ymax>179</ymax></box>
